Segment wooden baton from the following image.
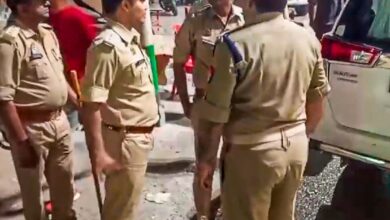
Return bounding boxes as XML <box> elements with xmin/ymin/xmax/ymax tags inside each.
<box><xmin>69</xmin><ymin>70</ymin><xmax>104</xmax><ymax>216</ymax></box>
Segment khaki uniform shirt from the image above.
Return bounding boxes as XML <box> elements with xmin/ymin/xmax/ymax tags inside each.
<box><xmin>196</xmin><ymin>13</ymin><xmax>331</xmax><ymax>144</ymax></box>
<box><xmin>173</xmin><ymin>5</ymin><xmax>245</xmax><ymax>90</ymax></box>
<box><xmin>0</xmin><ymin>21</ymin><xmax>68</xmax><ymax>110</ymax></box>
<box><xmin>81</xmin><ymin>20</ymin><xmax>158</xmax><ymax>127</ymax></box>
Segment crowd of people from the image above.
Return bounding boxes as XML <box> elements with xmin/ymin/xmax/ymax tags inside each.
<box><xmin>0</xmin><ymin>0</ymin><xmax>343</xmax><ymax>219</ymax></box>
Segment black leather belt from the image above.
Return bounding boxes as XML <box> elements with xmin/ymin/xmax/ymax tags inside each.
<box><xmin>103</xmin><ymin>123</ymin><xmax>154</xmax><ymax>134</ymax></box>
<box><xmin>18</xmin><ymin>108</ymin><xmax>62</xmax><ymax>123</ymax></box>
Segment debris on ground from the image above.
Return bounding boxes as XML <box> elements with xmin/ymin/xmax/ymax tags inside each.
<box><xmin>145</xmin><ymin>192</ymin><xmax>171</xmax><ymax>204</ymax></box>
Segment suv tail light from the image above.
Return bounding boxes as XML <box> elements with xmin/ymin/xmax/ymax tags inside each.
<box><xmin>321</xmin><ymin>35</ymin><xmax>382</xmax><ymax>65</ymax></box>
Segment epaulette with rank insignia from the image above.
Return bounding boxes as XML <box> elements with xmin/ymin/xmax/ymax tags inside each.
<box><xmin>93</xmin><ymin>30</ymin><xmax>122</xmax><ymax>48</ymax></box>
<box><xmin>0</xmin><ymin>26</ymin><xmax>20</xmax><ymax>44</ymax></box>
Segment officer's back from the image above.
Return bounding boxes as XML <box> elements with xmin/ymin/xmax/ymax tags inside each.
<box><xmin>196</xmin><ymin>0</ymin><xmax>329</xmax><ymax>219</ymax></box>
<box><xmin>231</xmin><ymin>14</ymin><xmax>318</xmax><ymax>132</ymax></box>
<box><xmin>217</xmin><ymin>14</ymin><xmax>323</xmax><ymax>142</ymax></box>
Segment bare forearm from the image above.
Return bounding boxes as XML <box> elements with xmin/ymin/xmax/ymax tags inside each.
<box><xmin>82</xmin><ymin>102</ymin><xmax>105</xmax><ymax>157</ymax></box>
<box><xmin>306</xmin><ymin>98</ymin><xmax>324</xmax><ymax>134</ymax></box>
<box><xmin>0</xmin><ymin>101</ymin><xmax>27</xmax><ymax>142</ymax></box>
<box><xmin>173</xmin><ymin>63</ymin><xmax>190</xmax><ymax>106</ymax></box>
<box><xmin>196</xmin><ymin>119</ymin><xmax>223</xmax><ymax>164</ymax></box>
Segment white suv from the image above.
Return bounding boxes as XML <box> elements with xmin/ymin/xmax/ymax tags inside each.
<box><xmin>311</xmin><ymin>0</ymin><xmax>390</xmax><ymax>169</ymax></box>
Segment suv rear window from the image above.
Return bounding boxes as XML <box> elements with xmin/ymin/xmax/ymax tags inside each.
<box><xmin>334</xmin><ymin>0</ymin><xmax>390</xmax><ymax>50</ymax></box>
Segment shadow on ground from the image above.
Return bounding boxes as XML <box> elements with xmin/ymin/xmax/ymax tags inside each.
<box><xmin>314</xmin><ymin>162</ymin><xmax>390</xmax><ymax>220</ymax></box>
<box><xmin>0</xmin><ymin>170</ymin><xmax>91</xmax><ymax>217</ymax></box>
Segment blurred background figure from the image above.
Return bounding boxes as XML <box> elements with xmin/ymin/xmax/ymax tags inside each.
<box><xmin>0</xmin><ymin>0</ymin><xmax>11</xmax><ymax>29</ymax></box>
<box><xmin>49</xmin><ymin>0</ymin><xmax>100</xmax><ymax>129</ymax></box>
<box><xmin>308</xmin><ymin>0</ymin><xmax>344</xmax><ymax>39</ymax></box>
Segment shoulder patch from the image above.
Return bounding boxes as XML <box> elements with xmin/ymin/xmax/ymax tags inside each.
<box><xmin>0</xmin><ymin>26</ymin><xmax>20</xmax><ymax>43</ymax></box>
<box><xmin>93</xmin><ymin>30</ymin><xmax>122</xmax><ymax>48</ymax></box>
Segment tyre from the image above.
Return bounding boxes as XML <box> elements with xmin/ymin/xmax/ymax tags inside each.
<box><xmin>331</xmin><ymin>162</ymin><xmax>384</xmax><ymax>219</ymax></box>
<box><xmin>159</xmin><ymin>0</ymin><xmax>170</xmax><ymax>11</ymax></box>
<box><xmin>304</xmin><ymin>140</ymin><xmax>333</xmax><ymax>176</ymax></box>
<box><xmin>171</xmin><ymin>5</ymin><xmax>178</xmax><ymax>16</ymax></box>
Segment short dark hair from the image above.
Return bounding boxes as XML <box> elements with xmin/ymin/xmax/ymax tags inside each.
<box><xmin>254</xmin><ymin>0</ymin><xmax>287</xmax><ymax>13</ymax></box>
<box><xmin>6</xmin><ymin>0</ymin><xmax>31</xmax><ymax>14</ymax></box>
<box><xmin>102</xmin><ymin>0</ymin><xmax>123</xmax><ymax>14</ymax></box>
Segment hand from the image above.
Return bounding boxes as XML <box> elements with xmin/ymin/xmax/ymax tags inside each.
<box><xmin>15</xmin><ymin>139</ymin><xmax>39</xmax><ymax>169</ymax></box>
<box><xmin>196</xmin><ymin>162</ymin><xmax>215</xmax><ymax>190</ymax></box>
<box><xmin>183</xmin><ymin>102</ymin><xmax>193</xmax><ymax>119</ymax></box>
<box><xmin>93</xmin><ymin>152</ymin><xmax>122</xmax><ymax>177</ymax></box>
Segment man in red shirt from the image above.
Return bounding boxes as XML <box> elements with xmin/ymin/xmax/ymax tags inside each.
<box><xmin>49</xmin><ymin>0</ymin><xmax>99</xmax><ymax>128</ymax></box>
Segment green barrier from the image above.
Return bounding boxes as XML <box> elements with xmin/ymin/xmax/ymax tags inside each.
<box><xmin>145</xmin><ymin>44</ymin><xmax>165</xmax><ymax>126</ymax></box>
<box><xmin>146</xmin><ymin>44</ymin><xmax>159</xmax><ymax>94</ymax></box>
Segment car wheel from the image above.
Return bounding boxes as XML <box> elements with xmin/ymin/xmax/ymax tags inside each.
<box><xmin>304</xmin><ymin>140</ymin><xmax>333</xmax><ymax>176</ymax></box>
<box><xmin>171</xmin><ymin>5</ymin><xmax>178</xmax><ymax>16</ymax></box>
<box><xmin>159</xmin><ymin>0</ymin><xmax>170</xmax><ymax>11</ymax></box>
<box><xmin>331</xmin><ymin>161</ymin><xmax>384</xmax><ymax>219</ymax></box>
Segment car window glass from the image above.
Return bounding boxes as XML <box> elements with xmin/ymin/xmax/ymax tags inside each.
<box><xmin>368</xmin><ymin>0</ymin><xmax>390</xmax><ymax>40</ymax></box>
<box><xmin>334</xmin><ymin>0</ymin><xmax>390</xmax><ymax>50</ymax></box>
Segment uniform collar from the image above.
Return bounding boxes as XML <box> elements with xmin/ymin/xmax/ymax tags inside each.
<box><xmin>252</xmin><ymin>12</ymin><xmax>284</xmax><ymax>24</ymax></box>
<box><xmin>209</xmin><ymin>5</ymin><xmax>244</xmax><ymax>22</ymax></box>
<box><xmin>15</xmin><ymin>19</ymin><xmax>49</xmax><ymax>39</ymax></box>
<box><xmin>108</xmin><ymin>19</ymin><xmax>140</xmax><ymax>45</ymax></box>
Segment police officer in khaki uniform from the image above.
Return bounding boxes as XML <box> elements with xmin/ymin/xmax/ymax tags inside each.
<box><xmin>0</xmin><ymin>0</ymin><xmax>76</xmax><ymax>219</ymax></box>
<box><xmin>81</xmin><ymin>0</ymin><xmax>158</xmax><ymax>219</ymax></box>
<box><xmin>173</xmin><ymin>0</ymin><xmax>244</xmax><ymax>219</ymax></box>
<box><xmin>194</xmin><ymin>0</ymin><xmax>331</xmax><ymax>219</ymax></box>
<box><xmin>234</xmin><ymin>0</ymin><xmax>289</xmax><ymax>22</ymax></box>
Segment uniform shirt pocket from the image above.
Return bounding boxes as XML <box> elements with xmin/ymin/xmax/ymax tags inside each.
<box><xmin>51</xmin><ymin>48</ymin><xmax>64</xmax><ymax>73</ymax></box>
<box><xmin>27</xmin><ymin>59</ymin><xmax>50</xmax><ymax>80</ymax></box>
<box><xmin>130</xmin><ymin>58</ymin><xmax>150</xmax><ymax>86</ymax></box>
<box><xmin>196</xmin><ymin>35</ymin><xmax>216</xmax><ymax>65</ymax></box>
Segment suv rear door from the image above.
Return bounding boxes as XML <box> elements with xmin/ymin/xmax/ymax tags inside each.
<box><xmin>314</xmin><ymin>0</ymin><xmax>390</xmax><ymax>161</ymax></box>
<box><xmin>322</xmin><ymin>0</ymin><xmax>390</xmax><ymax>139</ymax></box>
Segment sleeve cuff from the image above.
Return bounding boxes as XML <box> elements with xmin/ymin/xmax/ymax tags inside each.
<box><xmin>0</xmin><ymin>87</ymin><xmax>15</xmax><ymax>101</ymax></box>
<box><xmin>307</xmin><ymin>84</ymin><xmax>331</xmax><ymax>103</ymax></box>
<box><xmin>81</xmin><ymin>86</ymin><xmax>109</xmax><ymax>103</ymax></box>
<box><xmin>195</xmin><ymin>99</ymin><xmax>231</xmax><ymax>123</ymax></box>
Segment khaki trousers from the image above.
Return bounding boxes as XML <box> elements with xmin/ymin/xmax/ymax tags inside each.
<box><xmin>10</xmin><ymin>112</ymin><xmax>75</xmax><ymax>220</ymax></box>
<box><xmin>222</xmin><ymin>132</ymin><xmax>308</xmax><ymax>220</ymax></box>
<box><xmin>101</xmin><ymin>125</ymin><xmax>153</xmax><ymax>220</ymax></box>
<box><xmin>191</xmin><ymin>100</ymin><xmax>220</xmax><ymax>219</ymax></box>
